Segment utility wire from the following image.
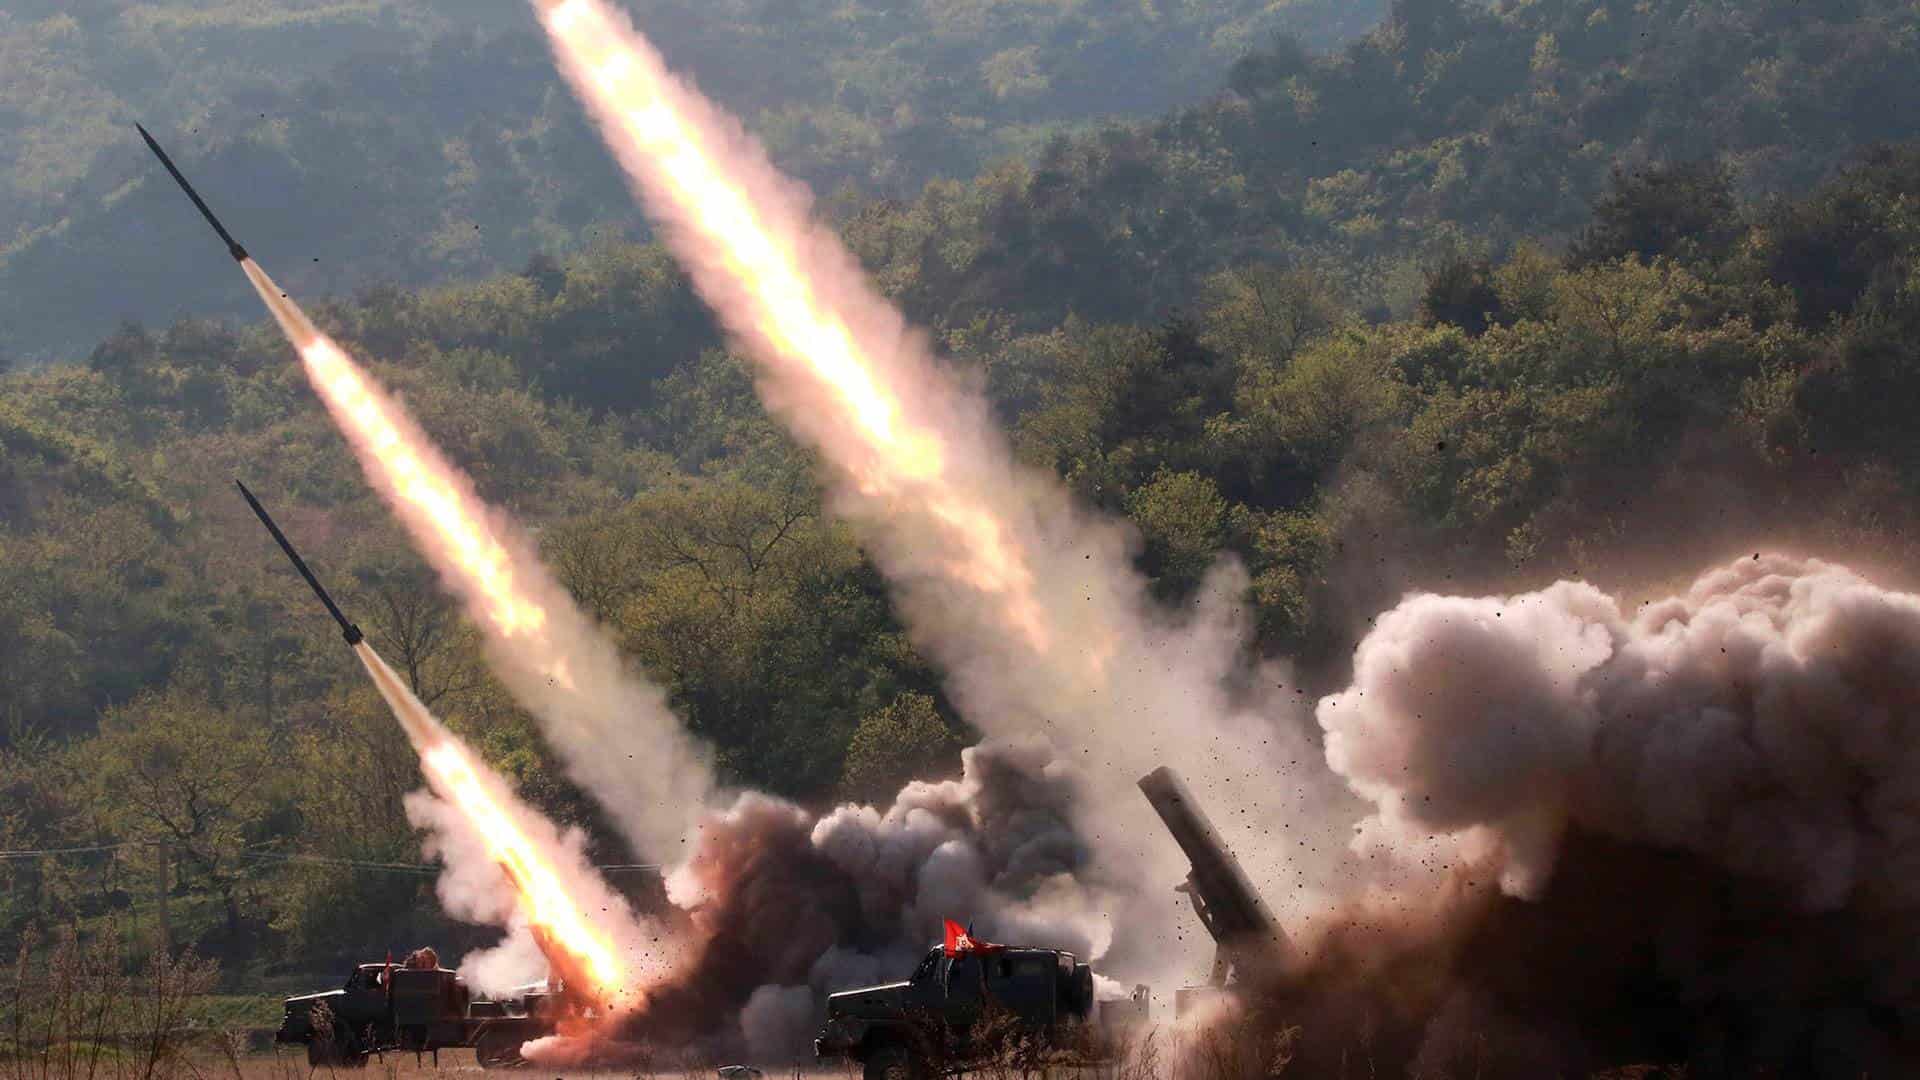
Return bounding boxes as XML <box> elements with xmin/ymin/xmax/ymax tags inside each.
<box><xmin>237</xmin><ymin>851</ymin><xmax>439</xmax><ymax>874</ymax></box>
<box><xmin>0</xmin><ymin>842</ymin><xmax>146</xmax><ymax>859</ymax></box>
<box><xmin>0</xmin><ymin>843</ymin><xmax>659</xmax><ymax>875</ymax></box>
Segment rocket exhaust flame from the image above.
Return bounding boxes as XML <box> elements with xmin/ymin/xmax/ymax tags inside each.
<box><xmin>238</xmin><ymin>255</ymin><xmax>713</xmax><ymax>862</ymax></box>
<box><xmin>534</xmin><ymin>0</ymin><xmax>1049</xmax><ymax>651</ymax></box>
<box><xmin>135</xmin><ymin>123</ymin><xmax>714</xmax><ymax>864</ymax></box>
<box><xmin>533</xmin><ymin>0</ymin><xmax>1343</xmax><ymax>987</ymax></box>
<box><xmin>232</xmin><ymin>478</ymin><xmax>658</xmax><ymax>1012</ymax></box>
<box><xmin>355</xmin><ymin>641</ymin><xmax>639</xmax><ymax>1007</ymax></box>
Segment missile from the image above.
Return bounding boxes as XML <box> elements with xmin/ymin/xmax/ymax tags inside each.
<box><xmin>135</xmin><ymin>123</ymin><xmax>249</xmax><ymax>263</ymax></box>
<box><xmin>235</xmin><ymin>480</ymin><xmax>364</xmax><ymax>646</ymax></box>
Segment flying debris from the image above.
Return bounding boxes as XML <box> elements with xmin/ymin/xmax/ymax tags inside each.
<box><xmin>135</xmin><ymin>123</ymin><xmax>249</xmax><ymax>262</ymax></box>
<box><xmin>235</xmin><ymin>479</ymin><xmax>364</xmax><ymax>645</ymax></box>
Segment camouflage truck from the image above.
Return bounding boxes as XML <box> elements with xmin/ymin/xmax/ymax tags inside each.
<box><xmin>813</xmin><ymin>946</ymin><xmax>1096</xmax><ymax>1080</ymax></box>
<box><xmin>275</xmin><ymin>963</ymin><xmax>562</xmax><ymax>1068</ymax></box>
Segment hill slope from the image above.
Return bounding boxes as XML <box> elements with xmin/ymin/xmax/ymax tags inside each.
<box><xmin>0</xmin><ymin>0</ymin><xmax>1379</xmax><ymax>360</ymax></box>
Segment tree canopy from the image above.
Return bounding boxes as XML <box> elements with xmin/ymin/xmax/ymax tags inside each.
<box><xmin>3</xmin><ymin>0</ymin><xmax>1919</xmax><ymax>995</ymax></box>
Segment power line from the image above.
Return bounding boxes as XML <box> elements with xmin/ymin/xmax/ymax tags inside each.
<box><xmin>0</xmin><ymin>843</ymin><xmax>659</xmax><ymax>876</ymax></box>
<box><xmin>238</xmin><ymin>851</ymin><xmax>439</xmax><ymax>874</ymax></box>
<box><xmin>0</xmin><ymin>842</ymin><xmax>146</xmax><ymax>860</ymax></box>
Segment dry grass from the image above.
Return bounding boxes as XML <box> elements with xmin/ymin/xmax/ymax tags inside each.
<box><xmin>0</xmin><ymin>943</ymin><xmax>1700</xmax><ymax>1080</ymax></box>
<box><xmin>22</xmin><ymin>1042</ymin><xmax>1706</xmax><ymax>1080</ymax></box>
<box><xmin>1</xmin><ymin>926</ymin><xmax>217</xmax><ymax>1080</ymax></box>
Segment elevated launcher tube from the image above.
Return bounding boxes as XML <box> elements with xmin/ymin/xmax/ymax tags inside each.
<box><xmin>1138</xmin><ymin>766</ymin><xmax>1293</xmax><ymax>987</ymax></box>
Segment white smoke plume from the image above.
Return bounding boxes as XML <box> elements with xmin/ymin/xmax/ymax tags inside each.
<box><xmin>238</xmin><ymin>257</ymin><xmax>713</xmax><ymax>862</ymax></box>
<box><xmin>354</xmin><ymin>640</ymin><xmax>681</xmax><ymax>1004</ymax></box>
<box><xmin>1322</xmin><ymin>553</ymin><xmax>1920</xmax><ymax>911</ymax></box>
<box><xmin>533</xmin><ymin>0</ymin><xmax>1342</xmax><ymax>988</ymax></box>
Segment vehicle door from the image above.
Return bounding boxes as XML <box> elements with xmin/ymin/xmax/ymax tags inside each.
<box><xmin>943</xmin><ymin>952</ymin><xmax>987</xmax><ymax>1037</ymax></box>
<box><xmin>985</xmin><ymin>953</ymin><xmax>1055</xmax><ymax>1027</ymax></box>
<box><xmin>900</xmin><ymin>949</ymin><xmax>943</xmax><ymax>1014</ymax></box>
<box><xmin>338</xmin><ymin>966</ymin><xmax>391</xmax><ymax>1045</ymax></box>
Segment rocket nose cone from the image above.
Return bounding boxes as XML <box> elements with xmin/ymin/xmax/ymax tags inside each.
<box><xmin>135</xmin><ymin>123</ymin><xmax>168</xmax><ymax>160</ymax></box>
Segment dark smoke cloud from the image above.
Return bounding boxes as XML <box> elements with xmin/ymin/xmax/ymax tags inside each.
<box><xmin>1300</xmin><ymin>554</ymin><xmax>1920</xmax><ymax>1074</ymax></box>
<box><xmin>1218</xmin><ymin>827</ymin><xmax>1919</xmax><ymax>1078</ymax></box>
<box><xmin>626</xmin><ymin>739</ymin><xmax>1116</xmax><ymax>1059</ymax></box>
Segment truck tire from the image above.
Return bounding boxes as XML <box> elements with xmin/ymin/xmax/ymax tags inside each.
<box><xmin>337</xmin><ymin>1028</ymin><xmax>370</xmax><ymax>1069</ymax></box>
<box><xmin>862</xmin><ymin>1044</ymin><xmax>915</xmax><ymax>1080</ymax></box>
<box><xmin>310</xmin><ymin>1029</ymin><xmax>367</xmax><ymax>1068</ymax></box>
<box><xmin>1071</xmin><ymin>964</ymin><xmax>1095</xmax><ymax>1017</ymax></box>
<box><xmin>475</xmin><ymin>1028</ymin><xmax>525</xmax><ymax>1070</ymax></box>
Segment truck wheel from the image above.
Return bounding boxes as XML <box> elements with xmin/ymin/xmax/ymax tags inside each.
<box><xmin>307</xmin><ymin>1039</ymin><xmax>336</xmax><ymax>1068</ymax></box>
<box><xmin>336</xmin><ymin>1029</ymin><xmax>370</xmax><ymax>1069</ymax></box>
<box><xmin>862</xmin><ymin>1045</ymin><xmax>915</xmax><ymax>1080</ymax></box>
<box><xmin>475</xmin><ymin>1028</ymin><xmax>524</xmax><ymax>1070</ymax></box>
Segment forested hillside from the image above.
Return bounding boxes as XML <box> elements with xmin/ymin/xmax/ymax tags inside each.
<box><xmin>3</xmin><ymin>0</ymin><xmax>1919</xmax><ymax>993</ymax></box>
<box><xmin>5</xmin><ymin>142</ymin><xmax>1918</xmax><ymax>981</ymax></box>
<box><xmin>0</xmin><ymin>0</ymin><xmax>1376</xmax><ymax>360</ymax></box>
<box><xmin>842</xmin><ymin>0</ymin><xmax>1920</xmax><ymax>332</ymax></box>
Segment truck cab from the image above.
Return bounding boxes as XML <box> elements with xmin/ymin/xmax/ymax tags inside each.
<box><xmin>815</xmin><ymin>947</ymin><xmax>1095</xmax><ymax>1080</ymax></box>
<box><xmin>276</xmin><ymin>963</ymin><xmax>473</xmax><ymax>1066</ymax></box>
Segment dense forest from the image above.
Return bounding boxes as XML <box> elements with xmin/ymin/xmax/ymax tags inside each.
<box><xmin>3</xmin><ymin>0</ymin><xmax>1920</xmax><ymax>999</ymax></box>
<box><xmin>0</xmin><ymin>0</ymin><xmax>1378</xmax><ymax>360</ymax></box>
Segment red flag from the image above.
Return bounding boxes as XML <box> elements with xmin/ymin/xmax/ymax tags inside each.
<box><xmin>943</xmin><ymin>919</ymin><xmax>1005</xmax><ymax>956</ymax></box>
<box><xmin>943</xmin><ymin>919</ymin><xmax>972</xmax><ymax>956</ymax></box>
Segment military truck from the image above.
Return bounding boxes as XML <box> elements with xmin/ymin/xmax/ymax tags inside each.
<box><xmin>813</xmin><ymin>945</ymin><xmax>1096</xmax><ymax>1080</ymax></box>
<box><xmin>275</xmin><ymin>963</ymin><xmax>563</xmax><ymax>1068</ymax></box>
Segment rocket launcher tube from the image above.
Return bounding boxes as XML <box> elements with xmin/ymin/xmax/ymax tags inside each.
<box><xmin>1138</xmin><ymin>766</ymin><xmax>1293</xmax><ymax>985</ymax></box>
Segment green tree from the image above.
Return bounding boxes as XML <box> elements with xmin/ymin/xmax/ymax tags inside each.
<box><xmin>839</xmin><ymin>692</ymin><xmax>964</xmax><ymax>806</ymax></box>
<box><xmin>1570</xmin><ymin>161</ymin><xmax>1742</xmax><ymax>267</ymax></box>
<box><xmin>1420</xmin><ymin>255</ymin><xmax>1505</xmax><ymax>335</ymax></box>
<box><xmin>1126</xmin><ymin>469</ymin><xmax>1245</xmax><ymax>601</ymax></box>
<box><xmin>88</xmin><ymin>687</ymin><xmax>280</xmax><ymax>954</ymax></box>
<box><xmin>1199</xmin><ymin>265</ymin><xmax>1349</xmax><ymax>366</ymax></box>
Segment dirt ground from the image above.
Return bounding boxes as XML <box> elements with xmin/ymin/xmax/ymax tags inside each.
<box><xmin>209</xmin><ymin>1050</ymin><xmax>862</xmax><ymax>1080</ymax></box>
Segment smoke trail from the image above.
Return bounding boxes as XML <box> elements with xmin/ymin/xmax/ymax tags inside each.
<box><xmin>533</xmin><ymin>0</ymin><xmax>1341</xmax><ymax>984</ymax></box>
<box><xmin>237</xmin><ymin>258</ymin><xmax>713</xmax><ymax>861</ymax></box>
<box><xmin>353</xmin><ymin>639</ymin><xmax>677</xmax><ymax>1006</ymax></box>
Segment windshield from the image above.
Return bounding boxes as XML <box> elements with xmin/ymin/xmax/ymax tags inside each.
<box><xmin>910</xmin><ymin>949</ymin><xmax>941</xmax><ymax>986</ymax></box>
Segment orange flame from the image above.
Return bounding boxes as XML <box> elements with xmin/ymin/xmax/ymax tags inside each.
<box><xmin>420</xmin><ymin>744</ymin><xmax>625</xmax><ymax>996</ymax></box>
<box><xmin>307</xmin><ymin>341</ymin><xmax>546</xmax><ymax>639</ymax></box>
<box><xmin>236</xmin><ymin>260</ymin><xmax>637</xmax><ymax>1006</ymax></box>
<box><xmin>240</xmin><ymin>260</ymin><xmax>712</xmax><ymax>867</ymax></box>
<box><xmin>538</xmin><ymin>0</ymin><xmax>1049</xmax><ymax>649</ymax></box>
<box><xmin>240</xmin><ymin>259</ymin><xmax>573</xmax><ymax>688</ymax></box>
<box><xmin>356</xmin><ymin>642</ymin><xmax>629</xmax><ymax>1004</ymax></box>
